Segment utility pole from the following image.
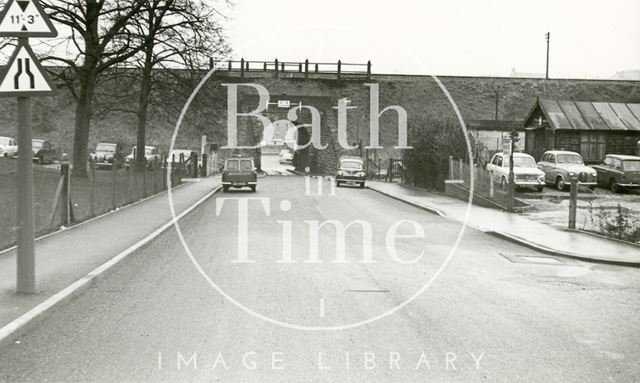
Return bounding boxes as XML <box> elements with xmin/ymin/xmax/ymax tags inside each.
<box><xmin>545</xmin><ymin>32</ymin><xmax>550</xmax><ymax>80</ymax></box>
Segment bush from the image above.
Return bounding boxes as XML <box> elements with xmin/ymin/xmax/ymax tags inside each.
<box><xmin>403</xmin><ymin>118</ymin><xmax>473</xmax><ymax>190</ymax></box>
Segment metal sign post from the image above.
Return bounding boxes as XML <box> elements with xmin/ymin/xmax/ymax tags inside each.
<box><xmin>0</xmin><ymin>0</ymin><xmax>57</xmax><ymax>294</ymax></box>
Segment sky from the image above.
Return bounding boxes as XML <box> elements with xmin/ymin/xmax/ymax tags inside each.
<box><xmin>225</xmin><ymin>0</ymin><xmax>640</xmax><ymax>79</ymax></box>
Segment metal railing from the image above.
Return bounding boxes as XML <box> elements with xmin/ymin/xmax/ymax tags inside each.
<box><xmin>211</xmin><ymin>58</ymin><xmax>372</xmax><ymax>80</ymax></box>
<box><xmin>0</xmin><ymin>155</ymin><xmax>204</xmax><ymax>251</ymax></box>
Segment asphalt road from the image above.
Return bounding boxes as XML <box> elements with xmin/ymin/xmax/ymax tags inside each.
<box><xmin>1</xmin><ymin>175</ymin><xmax>639</xmax><ymax>382</ymax></box>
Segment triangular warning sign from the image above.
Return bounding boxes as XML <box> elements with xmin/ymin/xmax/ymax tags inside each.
<box><xmin>0</xmin><ymin>0</ymin><xmax>57</xmax><ymax>37</ymax></box>
<box><xmin>0</xmin><ymin>42</ymin><xmax>56</xmax><ymax>97</ymax></box>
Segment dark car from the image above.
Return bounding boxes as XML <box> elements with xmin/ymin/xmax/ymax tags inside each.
<box><xmin>221</xmin><ymin>156</ymin><xmax>257</xmax><ymax>192</ymax></box>
<box><xmin>592</xmin><ymin>154</ymin><xmax>640</xmax><ymax>193</ymax></box>
<box><xmin>90</xmin><ymin>142</ymin><xmax>124</xmax><ymax>169</ymax></box>
<box><xmin>335</xmin><ymin>156</ymin><xmax>365</xmax><ymax>188</ymax></box>
<box><xmin>32</xmin><ymin>139</ymin><xmax>57</xmax><ymax>164</ymax></box>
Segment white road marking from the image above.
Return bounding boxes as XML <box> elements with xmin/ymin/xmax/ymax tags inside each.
<box><xmin>320</xmin><ymin>298</ymin><xmax>325</xmax><ymax>318</ymax></box>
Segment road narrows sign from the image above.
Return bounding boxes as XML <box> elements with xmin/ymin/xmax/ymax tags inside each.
<box><xmin>0</xmin><ymin>41</ymin><xmax>56</xmax><ymax>96</ymax></box>
<box><xmin>0</xmin><ymin>0</ymin><xmax>57</xmax><ymax>37</ymax></box>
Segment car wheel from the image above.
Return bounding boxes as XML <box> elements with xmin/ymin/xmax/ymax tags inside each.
<box><xmin>336</xmin><ymin>181</ymin><xmax>341</xmax><ymax>187</ymax></box>
<box><xmin>222</xmin><ymin>185</ymin><xmax>229</xmax><ymax>192</ymax></box>
<box><xmin>609</xmin><ymin>179</ymin><xmax>619</xmax><ymax>193</ymax></box>
<box><xmin>38</xmin><ymin>156</ymin><xmax>44</xmax><ymax>165</ymax></box>
<box><xmin>359</xmin><ymin>182</ymin><xmax>365</xmax><ymax>189</ymax></box>
<box><xmin>500</xmin><ymin>177</ymin><xmax>507</xmax><ymax>190</ymax></box>
<box><xmin>555</xmin><ymin>176</ymin><xmax>565</xmax><ymax>191</ymax></box>
<box><xmin>536</xmin><ymin>186</ymin><xmax>543</xmax><ymax>192</ymax></box>
<box><xmin>250</xmin><ymin>185</ymin><xmax>256</xmax><ymax>192</ymax></box>
<box><xmin>588</xmin><ymin>185</ymin><xmax>596</xmax><ymax>191</ymax></box>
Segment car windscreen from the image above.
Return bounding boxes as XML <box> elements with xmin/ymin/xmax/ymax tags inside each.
<box><xmin>32</xmin><ymin>141</ymin><xmax>43</xmax><ymax>149</ymax></box>
<box><xmin>556</xmin><ymin>154</ymin><xmax>583</xmax><ymax>164</ymax></box>
<box><xmin>623</xmin><ymin>160</ymin><xmax>640</xmax><ymax>171</ymax></box>
<box><xmin>340</xmin><ymin>160</ymin><xmax>363</xmax><ymax>170</ymax></box>
<box><xmin>96</xmin><ymin>144</ymin><xmax>115</xmax><ymax>152</ymax></box>
<box><xmin>226</xmin><ymin>160</ymin><xmax>239</xmax><ymax>170</ymax></box>
<box><xmin>503</xmin><ymin>156</ymin><xmax>536</xmax><ymax>168</ymax></box>
<box><xmin>0</xmin><ymin>138</ymin><xmax>10</xmax><ymax>145</ymax></box>
<box><xmin>145</xmin><ymin>148</ymin><xmax>154</xmax><ymax>154</ymax></box>
<box><xmin>240</xmin><ymin>159</ymin><xmax>253</xmax><ymax>170</ymax></box>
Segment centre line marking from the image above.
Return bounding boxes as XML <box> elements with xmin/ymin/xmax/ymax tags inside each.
<box><xmin>320</xmin><ymin>298</ymin><xmax>325</xmax><ymax>318</ymax></box>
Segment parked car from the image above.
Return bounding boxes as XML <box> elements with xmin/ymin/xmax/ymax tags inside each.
<box><xmin>90</xmin><ymin>142</ymin><xmax>124</xmax><ymax>169</ymax></box>
<box><xmin>592</xmin><ymin>154</ymin><xmax>640</xmax><ymax>193</ymax></box>
<box><xmin>0</xmin><ymin>136</ymin><xmax>18</xmax><ymax>158</ymax></box>
<box><xmin>335</xmin><ymin>156</ymin><xmax>366</xmax><ymax>188</ymax></box>
<box><xmin>486</xmin><ymin>152</ymin><xmax>545</xmax><ymax>192</ymax></box>
<box><xmin>536</xmin><ymin>150</ymin><xmax>597</xmax><ymax>191</ymax></box>
<box><xmin>125</xmin><ymin>145</ymin><xmax>162</xmax><ymax>168</ymax></box>
<box><xmin>31</xmin><ymin>139</ymin><xmax>57</xmax><ymax>164</ymax></box>
<box><xmin>279</xmin><ymin>149</ymin><xmax>293</xmax><ymax>164</ymax></box>
<box><xmin>221</xmin><ymin>155</ymin><xmax>257</xmax><ymax>192</ymax></box>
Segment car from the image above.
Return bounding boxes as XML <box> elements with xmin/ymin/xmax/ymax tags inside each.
<box><xmin>221</xmin><ymin>155</ymin><xmax>257</xmax><ymax>192</ymax></box>
<box><xmin>0</xmin><ymin>136</ymin><xmax>18</xmax><ymax>158</ymax></box>
<box><xmin>592</xmin><ymin>154</ymin><xmax>640</xmax><ymax>193</ymax></box>
<box><xmin>90</xmin><ymin>142</ymin><xmax>124</xmax><ymax>169</ymax></box>
<box><xmin>125</xmin><ymin>145</ymin><xmax>162</xmax><ymax>168</ymax></box>
<box><xmin>486</xmin><ymin>152</ymin><xmax>545</xmax><ymax>192</ymax></box>
<box><xmin>536</xmin><ymin>150</ymin><xmax>597</xmax><ymax>191</ymax></box>
<box><xmin>279</xmin><ymin>149</ymin><xmax>293</xmax><ymax>164</ymax></box>
<box><xmin>31</xmin><ymin>139</ymin><xmax>57</xmax><ymax>164</ymax></box>
<box><xmin>335</xmin><ymin>156</ymin><xmax>366</xmax><ymax>188</ymax></box>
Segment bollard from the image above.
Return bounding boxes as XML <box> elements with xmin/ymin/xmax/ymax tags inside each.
<box><xmin>202</xmin><ymin>153</ymin><xmax>208</xmax><ymax>177</ymax></box>
<box><xmin>569</xmin><ymin>176</ymin><xmax>578</xmax><ymax>229</ymax></box>
<box><xmin>191</xmin><ymin>152</ymin><xmax>199</xmax><ymax>178</ymax></box>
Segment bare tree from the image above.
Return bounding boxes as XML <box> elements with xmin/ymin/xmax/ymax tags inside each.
<box><xmin>126</xmin><ymin>0</ymin><xmax>230</xmax><ymax>170</ymax></box>
<box><xmin>40</xmin><ymin>0</ymin><xmax>150</xmax><ymax>177</ymax></box>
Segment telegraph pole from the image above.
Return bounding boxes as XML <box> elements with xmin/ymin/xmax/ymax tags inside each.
<box><xmin>545</xmin><ymin>32</ymin><xmax>550</xmax><ymax>80</ymax></box>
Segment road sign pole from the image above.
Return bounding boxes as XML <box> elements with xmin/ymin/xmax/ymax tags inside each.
<box><xmin>16</xmin><ymin>94</ymin><xmax>35</xmax><ymax>294</ymax></box>
<box><xmin>0</xmin><ymin>0</ymin><xmax>58</xmax><ymax>294</ymax></box>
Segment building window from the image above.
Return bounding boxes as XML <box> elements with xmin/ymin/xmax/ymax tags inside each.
<box><xmin>580</xmin><ymin>132</ymin><xmax>605</xmax><ymax>163</ymax></box>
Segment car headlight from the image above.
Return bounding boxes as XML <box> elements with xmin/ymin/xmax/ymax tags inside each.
<box><xmin>568</xmin><ymin>172</ymin><xmax>575</xmax><ymax>176</ymax></box>
<box><xmin>591</xmin><ymin>173</ymin><xmax>597</xmax><ymax>177</ymax></box>
<box><xmin>538</xmin><ymin>175</ymin><xmax>544</xmax><ymax>181</ymax></box>
<box><xmin>357</xmin><ymin>172</ymin><xmax>365</xmax><ymax>177</ymax></box>
<box><xmin>337</xmin><ymin>171</ymin><xmax>344</xmax><ymax>176</ymax></box>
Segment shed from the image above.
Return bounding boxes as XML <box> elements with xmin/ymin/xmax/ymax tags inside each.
<box><xmin>523</xmin><ymin>98</ymin><xmax>640</xmax><ymax>163</ymax></box>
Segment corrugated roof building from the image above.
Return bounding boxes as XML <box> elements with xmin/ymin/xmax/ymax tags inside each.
<box><xmin>523</xmin><ymin>98</ymin><xmax>640</xmax><ymax>162</ymax></box>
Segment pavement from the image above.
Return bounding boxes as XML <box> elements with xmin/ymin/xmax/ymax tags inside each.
<box><xmin>0</xmin><ymin>175</ymin><xmax>221</xmax><ymax>341</ymax></box>
<box><xmin>366</xmin><ymin>180</ymin><xmax>640</xmax><ymax>267</ymax></box>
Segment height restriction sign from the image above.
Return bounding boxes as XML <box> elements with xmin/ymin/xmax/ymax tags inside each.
<box><xmin>0</xmin><ymin>0</ymin><xmax>57</xmax><ymax>37</ymax></box>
